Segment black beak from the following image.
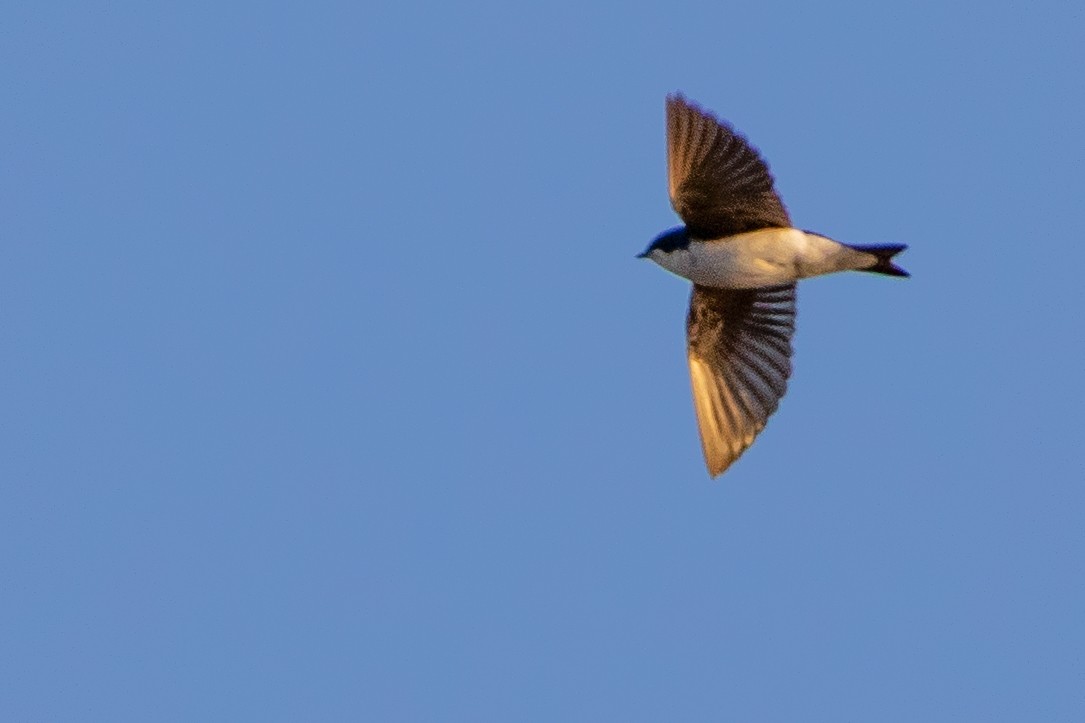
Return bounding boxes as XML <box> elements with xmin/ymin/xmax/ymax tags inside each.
<box><xmin>636</xmin><ymin>251</ymin><xmax>649</xmax><ymax>259</ymax></box>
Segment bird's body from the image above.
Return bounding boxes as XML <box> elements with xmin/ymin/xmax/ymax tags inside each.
<box><xmin>639</xmin><ymin>94</ymin><xmax>908</xmax><ymax>478</ymax></box>
<box><xmin>646</xmin><ymin>226</ymin><xmax>898</xmax><ymax>289</ymax></box>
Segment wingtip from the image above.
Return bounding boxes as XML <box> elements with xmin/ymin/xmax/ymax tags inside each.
<box><xmin>703</xmin><ymin>443</ymin><xmax>738</xmax><ymax>479</ymax></box>
<box><xmin>666</xmin><ymin>91</ymin><xmax>693</xmax><ymax>110</ymax></box>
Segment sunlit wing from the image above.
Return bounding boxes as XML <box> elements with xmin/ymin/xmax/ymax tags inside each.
<box><xmin>686</xmin><ymin>283</ymin><xmax>796</xmax><ymax>476</ymax></box>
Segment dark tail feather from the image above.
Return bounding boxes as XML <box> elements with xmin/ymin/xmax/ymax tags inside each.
<box><xmin>850</xmin><ymin>244</ymin><xmax>909</xmax><ymax>278</ymax></box>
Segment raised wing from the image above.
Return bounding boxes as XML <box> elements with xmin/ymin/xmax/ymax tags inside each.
<box><xmin>686</xmin><ymin>283</ymin><xmax>796</xmax><ymax>476</ymax></box>
<box><xmin>667</xmin><ymin>94</ymin><xmax>791</xmax><ymax>238</ymax></box>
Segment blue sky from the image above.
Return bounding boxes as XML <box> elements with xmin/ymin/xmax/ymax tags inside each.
<box><xmin>2</xmin><ymin>1</ymin><xmax>1083</xmax><ymax>720</ymax></box>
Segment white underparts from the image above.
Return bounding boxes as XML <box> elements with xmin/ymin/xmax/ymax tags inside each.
<box><xmin>651</xmin><ymin>228</ymin><xmax>875</xmax><ymax>289</ymax></box>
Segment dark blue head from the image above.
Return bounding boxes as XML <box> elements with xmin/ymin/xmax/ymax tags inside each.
<box><xmin>637</xmin><ymin>226</ymin><xmax>690</xmax><ymax>259</ymax></box>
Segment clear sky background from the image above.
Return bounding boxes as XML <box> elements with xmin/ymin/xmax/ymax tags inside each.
<box><xmin>3</xmin><ymin>2</ymin><xmax>1083</xmax><ymax>721</ymax></box>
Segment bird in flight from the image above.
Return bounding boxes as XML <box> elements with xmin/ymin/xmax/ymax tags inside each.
<box><xmin>638</xmin><ymin>94</ymin><xmax>908</xmax><ymax>478</ymax></box>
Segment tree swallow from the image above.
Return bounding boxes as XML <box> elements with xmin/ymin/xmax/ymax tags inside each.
<box><xmin>639</xmin><ymin>94</ymin><xmax>908</xmax><ymax>478</ymax></box>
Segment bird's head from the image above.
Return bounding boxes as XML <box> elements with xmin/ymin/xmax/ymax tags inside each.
<box><xmin>637</xmin><ymin>226</ymin><xmax>692</xmax><ymax>273</ymax></box>
<box><xmin>638</xmin><ymin>226</ymin><xmax>690</xmax><ymax>259</ymax></box>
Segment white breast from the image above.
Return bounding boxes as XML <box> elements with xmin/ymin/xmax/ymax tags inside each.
<box><xmin>654</xmin><ymin>228</ymin><xmax>861</xmax><ymax>289</ymax></box>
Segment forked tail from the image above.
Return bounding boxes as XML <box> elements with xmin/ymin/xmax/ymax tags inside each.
<box><xmin>849</xmin><ymin>244</ymin><xmax>909</xmax><ymax>277</ymax></box>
